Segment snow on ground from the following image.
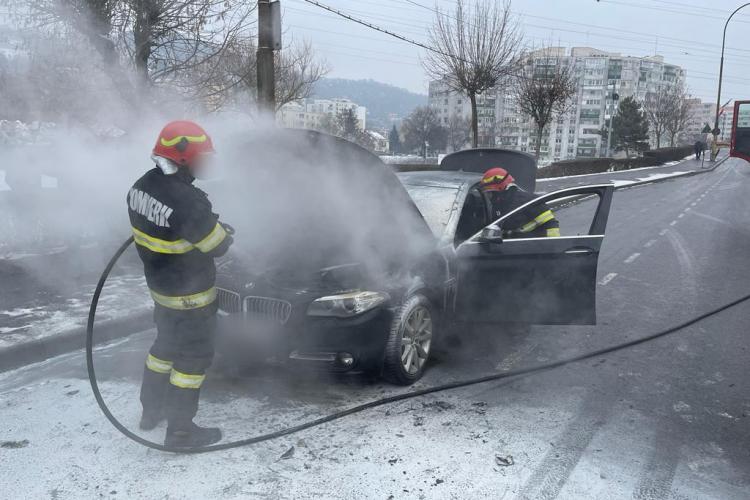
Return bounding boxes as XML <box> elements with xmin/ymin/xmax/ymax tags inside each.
<box><xmin>537</xmin><ymin>155</ymin><xmax>695</xmax><ymax>183</ymax></box>
<box><xmin>0</xmin><ymin>274</ymin><xmax>151</xmax><ymax>350</ymax></box>
<box><xmin>0</xmin><ymin>340</ymin><xmax>600</xmax><ymax>499</ymax></box>
<box><xmin>610</xmin><ymin>171</ymin><xmax>690</xmax><ymax>188</ymax></box>
<box><xmin>0</xmin><ymin>332</ymin><xmax>744</xmax><ymax>500</ymax></box>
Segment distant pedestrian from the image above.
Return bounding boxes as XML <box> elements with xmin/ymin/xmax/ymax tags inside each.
<box><xmin>694</xmin><ymin>140</ymin><xmax>705</xmax><ymax>161</ymax></box>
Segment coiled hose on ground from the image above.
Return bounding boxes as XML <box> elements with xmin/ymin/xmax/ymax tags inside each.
<box><xmin>86</xmin><ymin>236</ymin><xmax>750</xmax><ymax>454</ymax></box>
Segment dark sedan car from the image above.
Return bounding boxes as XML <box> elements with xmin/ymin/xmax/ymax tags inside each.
<box><xmin>212</xmin><ymin>130</ymin><xmax>613</xmax><ymax>385</ymax></box>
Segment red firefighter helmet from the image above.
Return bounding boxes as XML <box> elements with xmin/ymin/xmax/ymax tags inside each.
<box><xmin>480</xmin><ymin>167</ymin><xmax>514</xmax><ymax>192</ymax></box>
<box><xmin>152</xmin><ymin>120</ymin><xmax>215</xmax><ymax>167</ymax></box>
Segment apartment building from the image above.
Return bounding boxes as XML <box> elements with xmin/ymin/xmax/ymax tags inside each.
<box><xmin>429</xmin><ymin>47</ymin><xmax>690</xmax><ymax>164</ymax></box>
<box><xmin>685</xmin><ymin>98</ymin><xmax>716</xmax><ymax>143</ymax></box>
<box><xmin>278</xmin><ymin>98</ymin><xmax>367</xmax><ymax>131</ymax></box>
<box><xmin>428</xmin><ymin>80</ymin><xmax>497</xmax><ymax>147</ymax></box>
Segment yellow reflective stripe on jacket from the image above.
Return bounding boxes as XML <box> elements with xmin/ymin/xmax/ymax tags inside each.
<box><xmin>132</xmin><ymin>227</ymin><xmax>195</xmax><ymax>254</ymax></box>
<box><xmin>146</xmin><ymin>354</ymin><xmax>173</xmax><ymax>374</ymax></box>
<box><xmin>519</xmin><ymin>210</ymin><xmax>556</xmax><ymax>233</ymax></box>
<box><xmin>170</xmin><ymin>370</ymin><xmax>205</xmax><ymax>389</ymax></box>
<box><xmin>150</xmin><ymin>287</ymin><xmax>217</xmax><ymax>310</ymax></box>
<box><xmin>160</xmin><ymin>134</ymin><xmax>207</xmax><ymax>147</ymax></box>
<box><xmin>546</xmin><ymin>227</ymin><xmax>561</xmax><ymax>237</ymax></box>
<box><xmin>194</xmin><ymin>223</ymin><xmax>227</xmax><ymax>253</ymax></box>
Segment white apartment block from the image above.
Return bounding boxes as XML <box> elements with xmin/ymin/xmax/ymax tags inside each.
<box><xmin>718</xmin><ymin>103</ymin><xmax>734</xmax><ymax>142</ymax></box>
<box><xmin>685</xmin><ymin>98</ymin><xmax>716</xmax><ymax>143</ymax></box>
<box><xmin>429</xmin><ymin>47</ymin><xmax>691</xmax><ymax>165</ymax></box>
<box><xmin>278</xmin><ymin>98</ymin><xmax>367</xmax><ymax>131</ymax></box>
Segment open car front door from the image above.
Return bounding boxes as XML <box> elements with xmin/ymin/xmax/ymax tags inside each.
<box><xmin>454</xmin><ymin>184</ymin><xmax>614</xmax><ymax>325</ymax></box>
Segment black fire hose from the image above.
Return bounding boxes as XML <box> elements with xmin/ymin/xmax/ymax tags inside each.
<box><xmin>86</xmin><ymin>237</ymin><xmax>750</xmax><ymax>454</ymax></box>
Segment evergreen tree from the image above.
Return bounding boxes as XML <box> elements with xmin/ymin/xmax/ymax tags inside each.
<box><xmin>604</xmin><ymin>96</ymin><xmax>650</xmax><ymax>157</ymax></box>
<box><xmin>388</xmin><ymin>125</ymin><xmax>402</xmax><ymax>154</ymax></box>
<box><xmin>337</xmin><ymin>108</ymin><xmax>360</xmax><ymax>139</ymax></box>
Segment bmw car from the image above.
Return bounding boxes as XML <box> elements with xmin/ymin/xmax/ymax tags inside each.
<box><xmin>212</xmin><ymin>130</ymin><xmax>613</xmax><ymax>385</ymax></box>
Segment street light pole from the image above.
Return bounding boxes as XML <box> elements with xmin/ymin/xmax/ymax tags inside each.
<box><xmin>711</xmin><ymin>2</ymin><xmax>750</xmax><ymax>159</ymax></box>
<box><xmin>606</xmin><ymin>80</ymin><xmax>618</xmax><ymax>158</ymax></box>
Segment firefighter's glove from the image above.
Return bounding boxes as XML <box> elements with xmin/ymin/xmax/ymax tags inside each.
<box><xmin>220</xmin><ymin>222</ymin><xmax>236</xmax><ymax>235</ymax></box>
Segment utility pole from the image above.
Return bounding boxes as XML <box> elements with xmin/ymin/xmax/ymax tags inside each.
<box><xmin>257</xmin><ymin>0</ymin><xmax>282</xmax><ymax>115</ymax></box>
<box><xmin>606</xmin><ymin>81</ymin><xmax>619</xmax><ymax>158</ymax></box>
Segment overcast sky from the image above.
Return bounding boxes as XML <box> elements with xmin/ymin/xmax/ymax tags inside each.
<box><xmin>284</xmin><ymin>0</ymin><xmax>750</xmax><ymax>104</ymax></box>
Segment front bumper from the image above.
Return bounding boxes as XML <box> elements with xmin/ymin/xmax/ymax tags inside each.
<box><xmin>217</xmin><ymin>306</ymin><xmax>393</xmax><ymax>373</ymax></box>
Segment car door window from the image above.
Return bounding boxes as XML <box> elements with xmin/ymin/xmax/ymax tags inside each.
<box><xmin>479</xmin><ymin>186</ymin><xmax>611</xmax><ymax>242</ymax></box>
<box><xmin>454</xmin><ymin>188</ymin><xmax>488</xmax><ymax>246</ymax></box>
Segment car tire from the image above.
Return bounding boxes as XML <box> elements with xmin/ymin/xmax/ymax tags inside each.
<box><xmin>382</xmin><ymin>294</ymin><xmax>435</xmax><ymax>385</ymax></box>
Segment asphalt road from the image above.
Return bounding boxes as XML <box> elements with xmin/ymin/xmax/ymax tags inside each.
<box><xmin>1</xmin><ymin>158</ymin><xmax>749</xmax><ymax>499</ymax></box>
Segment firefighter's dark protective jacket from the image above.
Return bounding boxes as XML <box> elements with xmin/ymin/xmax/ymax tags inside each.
<box><xmin>491</xmin><ymin>186</ymin><xmax>560</xmax><ymax>238</ymax></box>
<box><xmin>127</xmin><ymin>167</ymin><xmax>233</xmax><ymax>310</ymax></box>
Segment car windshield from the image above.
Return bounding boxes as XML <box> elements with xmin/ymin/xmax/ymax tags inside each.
<box><xmin>402</xmin><ymin>183</ymin><xmax>460</xmax><ymax>237</ymax></box>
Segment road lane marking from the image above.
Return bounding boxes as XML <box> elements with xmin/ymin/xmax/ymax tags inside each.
<box><xmin>690</xmin><ymin>210</ymin><xmax>732</xmax><ymax>227</ymax></box>
<box><xmin>678</xmin><ymin>213</ymin><xmax>685</xmax><ymax>218</ymax></box>
<box><xmin>644</xmin><ymin>239</ymin><xmax>657</xmax><ymax>248</ymax></box>
<box><xmin>624</xmin><ymin>253</ymin><xmax>641</xmax><ymax>264</ymax></box>
<box><xmin>669</xmin><ymin>220</ymin><xmax>678</xmax><ymax>226</ymax></box>
<box><xmin>598</xmin><ymin>272</ymin><xmax>618</xmax><ymax>286</ymax></box>
<box><xmin>690</xmin><ymin>202</ymin><xmax>697</xmax><ymax>206</ymax></box>
<box><xmin>659</xmin><ymin>229</ymin><xmax>668</xmax><ymax>236</ymax></box>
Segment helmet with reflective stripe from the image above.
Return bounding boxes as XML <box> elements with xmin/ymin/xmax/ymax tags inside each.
<box><xmin>152</xmin><ymin>120</ymin><xmax>215</xmax><ymax>167</ymax></box>
<box><xmin>480</xmin><ymin>167</ymin><xmax>514</xmax><ymax>192</ymax></box>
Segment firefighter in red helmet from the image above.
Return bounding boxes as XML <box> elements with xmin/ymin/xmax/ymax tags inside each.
<box><xmin>127</xmin><ymin>120</ymin><xmax>233</xmax><ymax>448</ymax></box>
<box><xmin>480</xmin><ymin>167</ymin><xmax>560</xmax><ymax>238</ymax></box>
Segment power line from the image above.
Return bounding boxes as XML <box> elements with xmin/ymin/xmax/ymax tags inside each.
<box><xmin>289</xmin><ymin>22</ymin><xmax>750</xmax><ymax>84</ymax></box>
<box><xmin>297</xmin><ymin>0</ymin><xmax>454</xmax><ymax>61</ymax></box>
<box><xmin>600</xmin><ymin>0</ymin><xmax>750</xmax><ymax>24</ymax></box>
<box><xmin>398</xmin><ymin>0</ymin><xmax>750</xmax><ymax>58</ymax></box>
<box><xmin>292</xmin><ymin>0</ymin><xmax>750</xmax><ymax>64</ymax></box>
<box><xmin>293</xmin><ymin>0</ymin><xmax>745</xmax><ymax>100</ymax></box>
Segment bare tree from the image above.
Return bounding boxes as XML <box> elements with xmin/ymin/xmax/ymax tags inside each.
<box><xmin>22</xmin><ymin>0</ymin><xmax>255</xmax><ymax>103</ymax></box>
<box><xmin>643</xmin><ymin>85</ymin><xmax>673</xmax><ymax>149</ymax></box>
<box><xmin>665</xmin><ymin>83</ymin><xmax>692</xmax><ymax>147</ymax></box>
<box><xmin>194</xmin><ymin>37</ymin><xmax>328</xmax><ymax>114</ymax></box>
<box><xmin>514</xmin><ymin>50</ymin><xmax>577</xmax><ymax>160</ymax></box>
<box><xmin>275</xmin><ymin>41</ymin><xmax>329</xmax><ymax>111</ymax></box>
<box><xmin>401</xmin><ymin>106</ymin><xmax>447</xmax><ymax>158</ymax></box>
<box><xmin>7</xmin><ymin>0</ymin><xmax>140</xmax><ymax>105</ymax></box>
<box><xmin>446</xmin><ymin>113</ymin><xmax>471</xmax><ymax>152</ymax></box>
<box><xmin>423</xmin><ymin>0</ymin><xmax>522</xmax><ymax>148</ymax></box>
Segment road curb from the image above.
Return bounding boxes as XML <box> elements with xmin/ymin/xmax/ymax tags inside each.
<box><xmin>0</xmin><ymin>309</ymin><xmax>153</xmax><ymax>374</ymax></box>
<box><xmin>615</xmin><ymin>155</ymin><xmax>728</xmax><ymax>191</ymax></box>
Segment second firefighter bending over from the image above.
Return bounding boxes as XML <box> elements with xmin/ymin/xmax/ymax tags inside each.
<box><xmin>127</xmin><ymin>120</ymin><xmax>233</xmax><ymax>448</ymax></box>
<box><xmin>479</xmin><ymin>167</ymin><xmax>560</xmax><ymax>238</ymax></box>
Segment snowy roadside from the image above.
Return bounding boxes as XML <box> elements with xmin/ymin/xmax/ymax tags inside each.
<box><xmin>537</xmin><ymin>154</ymin><xmax>727</xmax><ymax>193</ymax></box>
<box><xmin>0</xmin><ymin>273</ymin><xmax>152</xmax><ymax>352</ymax></box>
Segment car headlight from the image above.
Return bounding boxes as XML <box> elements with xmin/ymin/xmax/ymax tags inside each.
<box><xmin>307</xmin><ymin>291</ymin><xmax>389</xmax><ymax>318</ymax></box>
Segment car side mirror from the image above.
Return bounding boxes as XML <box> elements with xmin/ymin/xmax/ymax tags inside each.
<box><xmin>478</xmin><ymin>225</ymin><xmax>504</xmax><ymax>244</ymax></box>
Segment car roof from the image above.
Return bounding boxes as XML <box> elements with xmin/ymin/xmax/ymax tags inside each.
<box><xmin>396</xmin><ymin>170</ymin><xmax>483</xmax><ymax>189</ymax></box>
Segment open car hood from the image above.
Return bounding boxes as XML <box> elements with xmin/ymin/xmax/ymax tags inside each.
<box><xmin>440</xmin><ymin>148</ymin><xmax>537</xmax><ymax>193</ymax></box>
<box><xmin>211</xmin><ymin>129</ymin><xmax>436</xmax><ymax>280</ymax></box>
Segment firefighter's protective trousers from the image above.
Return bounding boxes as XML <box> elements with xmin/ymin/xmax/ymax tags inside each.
<box><xmin>140</xmin><ymin>303</ymin><xmax>217</xmax><ymax>425</ymax></box>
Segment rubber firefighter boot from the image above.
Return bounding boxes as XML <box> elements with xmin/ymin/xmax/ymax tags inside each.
<box><xmin>139</xmin><ymin>410</ymin><xmax>165</xmax><ymax>431</ymax></box>
<box><xmin>164</xmin><ymin>421</ymin><xmax>222</xmax><ymax>448</ymax></box>
<box><xmin>139</xmin><ymin>364</ymin><xmax>169</xmax><ymax>430</ymax></box>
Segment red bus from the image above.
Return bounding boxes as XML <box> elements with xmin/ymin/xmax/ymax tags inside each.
<box><xmin>730</xmin><ymin>100</ymin><xmax>750</xmax><ymax>163</ymax></box>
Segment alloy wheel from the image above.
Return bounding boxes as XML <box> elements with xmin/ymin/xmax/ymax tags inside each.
<box><xmin>400</xmin><ymin>305</ymin><xmax>432</xmax><ymax>375</ymax></box>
